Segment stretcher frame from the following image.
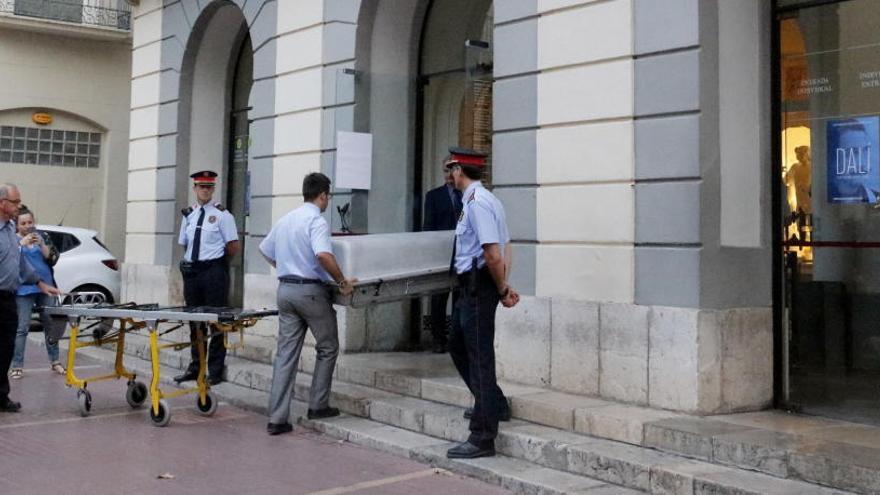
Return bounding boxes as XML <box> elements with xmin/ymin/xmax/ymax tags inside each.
<box><xmin>333</xmin><ymin>268</ymin><xmax>457</xmax><ymax>307</ymax></box>
<box><xmin>43</xmin><ymin>294</ymin><xmax>277</xmax><ymax>427</ymax></box>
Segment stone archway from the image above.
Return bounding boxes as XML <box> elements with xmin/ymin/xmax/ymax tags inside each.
<box><xmin>175</xmin><ymin>2</ymin><xmax>251</xmax><ymax>307</ymax></box>
<box><xmin>123</xmin><ymin>0</ymin><xmax>278</xmax><ymax>306</ymax></box>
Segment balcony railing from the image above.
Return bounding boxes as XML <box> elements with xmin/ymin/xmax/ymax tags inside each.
<box><xmin>0</xmin><ymin>0</ymin><xmax>131</xmax><ymax>31</ymax></box>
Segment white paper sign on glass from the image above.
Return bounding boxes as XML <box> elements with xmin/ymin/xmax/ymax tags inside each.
<box><xmin>335</xmin><ymin>131</ymin><xmax>373</xmax><ymax>190</ymax></box>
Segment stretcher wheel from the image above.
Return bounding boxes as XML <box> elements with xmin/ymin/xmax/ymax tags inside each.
<box><xmin>125</xmin><ymin>381</ymin><xmax>148</xmax><ymax>408</ymax></box>
<box><xmin>196</xmin><ymin>393</ymin><xmax>218</xmax><ymax>417</ymax></box>
<box><xmin>149</xmin><ymin>399</ymin><xmax>171</xmax><ymax>427</ymax></box>
<box><xmin>77</xmin><ymin>390</ymin><xmax>92</xmax><ymax>417</ymax></box>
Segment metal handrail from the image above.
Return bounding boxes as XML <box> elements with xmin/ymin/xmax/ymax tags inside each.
<box><xmin>0</xmin><ymin>0</ymin><xmax>131</xmax><ymax>31</ymax></box>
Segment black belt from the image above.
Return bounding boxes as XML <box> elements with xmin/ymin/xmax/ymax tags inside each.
<box><xmin>457</xmin><ymin>266</ymin><xmax>491</xmax><ymax>285</ymax></box>
<box><xmin>279</xmin><ymin>275</ymin><xmax>323</xmax><ymax>284</ymax></box>
<box><xmin>188</xmin><ymin>258</ymin><xmax>225</xmax><ymax>268</ymax></box>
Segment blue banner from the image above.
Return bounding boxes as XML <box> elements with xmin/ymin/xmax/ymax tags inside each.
<box><xmin>827</xmin><ymin>116</ymin><xmax>880</xmax><ymax>204</ymax></box>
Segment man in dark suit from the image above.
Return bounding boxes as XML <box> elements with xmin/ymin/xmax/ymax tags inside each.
<box><xmin>423</xmin><ymin>152</ymin><xmax>464</xmax><ymax>353</ymax></box>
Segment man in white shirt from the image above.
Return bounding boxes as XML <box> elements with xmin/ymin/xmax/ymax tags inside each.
<box><xmin>259</xmin><ymin>172</ymin><xmax>356</xmax><ymax>436</ymax></box>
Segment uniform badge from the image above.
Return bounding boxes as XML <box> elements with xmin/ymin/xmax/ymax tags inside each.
<box><xmin>457</xmin><ymin>210</ymin><xmax>464</xmax><ymax>223</ymax></box>
<box><xmin>208</xmin><ymin>215</ymin><xmax>217</xmax><ymax>224</ymax></box>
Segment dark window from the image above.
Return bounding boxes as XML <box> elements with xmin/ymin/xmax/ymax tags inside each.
<box><xmin>45</xmin><ymin>232</ymin><xmax>81</xmax><ymax>254</ymax></box>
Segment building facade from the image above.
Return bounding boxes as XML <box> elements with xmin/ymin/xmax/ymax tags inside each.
<box><xmin>123</xmin><ymin>0</ymin><xmax>878</xmax><ymax>422</ymax></box>
<box><xmin>0</xmin><ymin>0</ymin><xmax>132</xmax><ymax>257</ymax></box>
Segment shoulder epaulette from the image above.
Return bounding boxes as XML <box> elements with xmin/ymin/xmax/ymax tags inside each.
<box><xmin>466</xmin><ymin>191</ymin><xmax>476</xmax><ymax>204</ymax></box>
<box><xmin>181</xmin><ymin>206</ymin><xmax>193</xmax><ymax>217</ymax></box>
<box><xmin>213</xmin><ymin>203</ymin><xmax>226</xmax><ymax>211</ymax></box>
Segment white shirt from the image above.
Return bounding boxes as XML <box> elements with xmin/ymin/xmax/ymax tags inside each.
<box><xmin>259</xmin><ymin>203</ymin><xmax>333</xmax><ymax>281</ymax></box>
<box><xmin>454</xmin><ymin>181</ymin><xmax>510</xmax><ymax>274</ymax></box>
<box><xmin>178</xmin><ymin>203</ymin><xmax>238</xmax><ymax>262</ymax></box>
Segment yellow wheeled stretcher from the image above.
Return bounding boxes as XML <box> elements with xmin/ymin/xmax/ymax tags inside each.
<box><xmin>43</xmin><ymin>293</ymin><xmax>277</xmax><ymax>427</ymax></box>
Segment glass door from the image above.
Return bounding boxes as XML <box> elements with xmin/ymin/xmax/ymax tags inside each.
<box><xmin>778</xmin><ymin>0</ymin><xmax>880</xmax><ymax>424</ymax></box>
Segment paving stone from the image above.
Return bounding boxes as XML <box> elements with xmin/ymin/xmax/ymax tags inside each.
<box><xmin>292</xmin><ymin>373</ymin><xmax>399</xmax><ymax>418</ymax></box>
<box><xmin>712</xmin><ymin>428</ymin><xmax>806</xmax><ymax>478</ymax></box>
<box><xmin>421</xmin><ymin>403</ymin><xmax>473</xmax><ymax>443</ymax></box>
<box><xmin>575</xmin><ymin>403</ymin><xmax>683</xmax><ymax>446</ymax></box>
<box><xmin>788</xmin><ymin>440</ymin><xmax>880</xmax><ymax>494</ymax></box>
<box><xmin>692</xmin><ymin>467</ymin><xmax>851</xmax><ymax>495</ymax></box>
<box><xmin>644</xmin><ymin>417</ymin><xmax>754</xmax><ymax>460</ymax></box>
<box><xmin>336</xmin><ymin>362</ymin><xmax>376</xmax><ymax>387</ymax></box>
<box><xmin>804</xmin><ymin>424</ymin><xmax>880</xmax><ymax>450</ymax></box>
<box><xmin>310</xmin><ymin>415</ymin><xmax>448</xmax><ymax>458</ymax></box>
<box><xmin>338</xmin><ymin>351</ymin><xmax>454</xmax><ymax>372</ymax></box>
<box><xmin>567</xmin><ymin>437</ymin><xmax>676</xmax><ymax>491</ymax></box>
<box><xmin>226</xmin><ymin>361</ymin><xmax>273</xmax><ymax>392</ymax></box>
<box><xmin>576</xmin><ymin>487</ymin><xmax>643</xmax><ymax>495</ymax></box>
<box><xmin>368</xmin><ymin>396</ymin><xmax>430</xmax><ymax>432</ymax></box>
<box><xmin>499</xmin><ymin>466</ymin><xmax>608</xmax><ymax>495</ymax></box>
<box><xmin>421</xmin><ymin>376</ymin><xmax>473</xmax><ymax>407</ymax></box>
<box><xmin>511</xmin><ymin>391</ymin><xmax>610</xmax><ymax>430</ymax></box>
<box><xmin>712</xmin><ymin>410</ymin><xmax>851</xmax><ymax>434</ymax></box>
<box><xmin>649</xmin><ymin>460</ymin><xmax>732</xmax><ymax>495</ymax></box>
<box><xmin>413</xmin><ymin>444</ymin><xmax>621</xmax><ymax>495</ymax></box>
<box><xmin>232</xmin><ymin>336</ymin><xmax>275</xmax><ymax>364</ymax></box>
<box><xmin>498</xmin><ymin>423</ymin><xmax>597</xmax><ymax>469</ymax></box>
<box><xmin>375</xmin><ymin>369</ymin><xmax>423</xmax><ymax>396</ymax></box>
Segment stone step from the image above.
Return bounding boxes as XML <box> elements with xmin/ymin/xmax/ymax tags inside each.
<box><xmin>60</xmin><ymin>333</ymin><xmax>874</xmax><ymax>494</ymax></box>
<box><xmin>357</xmin><ymin>394</ymin><xmax>851</xmax><ymax>495</ymax></box>
<box><xmin>62</xmin><ymin>340</ymin><xmax>641</xmax><ymax>495</ymax></box>
<box><xmin>644</xmin><ymin>416</ymin><xmax>880</xmax><ymax>495</ymax></box>
<box><xmin>55</xmin><ymin>337</ymin><xmax>854</xmax><ymax>495</ymax></box>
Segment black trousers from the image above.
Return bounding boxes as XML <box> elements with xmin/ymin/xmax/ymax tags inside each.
<box><xmin>181</xmin><ymin>259</ymin><xmax>229</xmax><ymax>378</ymax></box>
<box><xmin>0</xmin><ymin>292</ymin><xmax>18</xmax><ymax>401</ymax></box>
<box><xmin>429</xmin><ymin>290</ymin><xmax>458</xmax><ymax>346</ymax></box>
<box><xmin>448</xmin><ymin>267</ymin><xmax>507</xmax><ymax>448</ymax></box>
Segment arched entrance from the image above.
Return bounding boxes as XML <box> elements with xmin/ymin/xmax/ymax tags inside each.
<box><xmin>340</xmin><ymin>0</ymin><xmax>495</xmax><ymax>350</ymax></box>
<box><xmin>417</xmin><ymin>0</ymin><xmax>494</xmax><ymax>216</ymax></box>
<box><xmin>176</xmin><ymin>1</ymin><xmax>252</xmax><ymax>307</ymax></box>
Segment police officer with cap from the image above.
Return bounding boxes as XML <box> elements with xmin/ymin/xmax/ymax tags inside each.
<box><xmin>445</xmin><ymin>147</ymin><xmax>520</xmax><ymax>459</ymax></box>
<box><xmin>174</xmin><ymin>170</ymin><xmax>240</xmax><ymax>385</ymax></box>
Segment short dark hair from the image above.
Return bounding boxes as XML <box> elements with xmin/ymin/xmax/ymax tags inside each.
<box><xmin>459</xmin><ymin>165</ymin><xmax>482</xmax><ymax>181</ymax></box>
<box><xmin>303</xmin><ymin>172</ymin><xmax>331</xmax><ymax>201</ymax></box>
<box><xmin>17</xmin><ymin>204</ymin><xmax>32</xmax><ymax>220</ymax></box>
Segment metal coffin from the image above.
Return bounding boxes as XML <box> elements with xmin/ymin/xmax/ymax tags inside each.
<box><xmin>332</xmin><ymin>231</ymin><xmax>456</xmax><ymax>307</ymax></box>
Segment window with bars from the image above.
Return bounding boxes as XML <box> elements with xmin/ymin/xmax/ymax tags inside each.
<box><xmin>0</xmin><ymin>126</ymin><xmax>101</xmax><ymax>168</ymax></box>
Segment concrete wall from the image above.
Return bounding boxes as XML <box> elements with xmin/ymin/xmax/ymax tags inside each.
<box><xmin>0</xmin><ymin>28</ymin><xmax>131</xmax><ymax>256</ymax></box>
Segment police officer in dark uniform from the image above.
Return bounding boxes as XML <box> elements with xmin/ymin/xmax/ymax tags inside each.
<box><xmin>174</xmin><ymin>171</ymin><xmax>240</xmax><ymax>386</ymax></box>
<box><xmin>445</xmin><ymin>148</ymin><xmax>520</xmax><ymax>459</ymax></box>
<box><xmin>422</xmin><ymin>155</ymin><xmax>463</xmax><ymax>352</ymax></box>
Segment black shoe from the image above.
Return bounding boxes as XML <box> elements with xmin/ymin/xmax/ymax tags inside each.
<box><xmin>206</xmin><ymin>375</ymin><xmax>224</xmax><ymax>386</ymax></box>
<box><xmin>307</xmin><ymin>407</ymin><xmax>340</xmax><ymax>419</ymax></box>
<box><xmin>267</xmin><ymin>422</ymin><xmax>293</xmax><ymax>436</ymax></box>
<box><xmin>0</xmin><ymin>399</ymin><xmax>21</xmax><ymax>413</ymax></box>
<box><xmin>432</xmin><ymin>342</ymin><xmax>447</xmax><ymax>353</ymax></box>
<box><xmin>173</xmin><ymin>370</ymin><xmax>198</xmax><ymax>383</ymax></box>
<box><xmin>463</xmin><ymin>407</ymin><xmax>512</xmax><ymax>422</ymax></box>
<box><xmin>446</xmin><ymin>441</ymin><xmax>495</xmax><ymax>459</ymax></box>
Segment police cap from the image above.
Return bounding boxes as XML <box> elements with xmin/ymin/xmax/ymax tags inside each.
<box><xmin>190</xmin><ymin>170</ymin><xmax>218</xmax><ymax>186</ymax></box>
<box><xmin>444</xmin><ymin>147</ymin><xmax>486</xmax><ymax>169</ymax></box>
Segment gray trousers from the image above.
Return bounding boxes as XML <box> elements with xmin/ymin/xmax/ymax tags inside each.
<box><xmin>267</xmin><ymin>282</ymin><xmax>339</xmax><ymax>425</ymax></box>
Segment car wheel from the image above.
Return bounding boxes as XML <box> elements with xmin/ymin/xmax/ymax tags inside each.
<box><xmin>71</xmin><ymin>284</ymin><xmax>114</xmax><ymax>304</ymax></box>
